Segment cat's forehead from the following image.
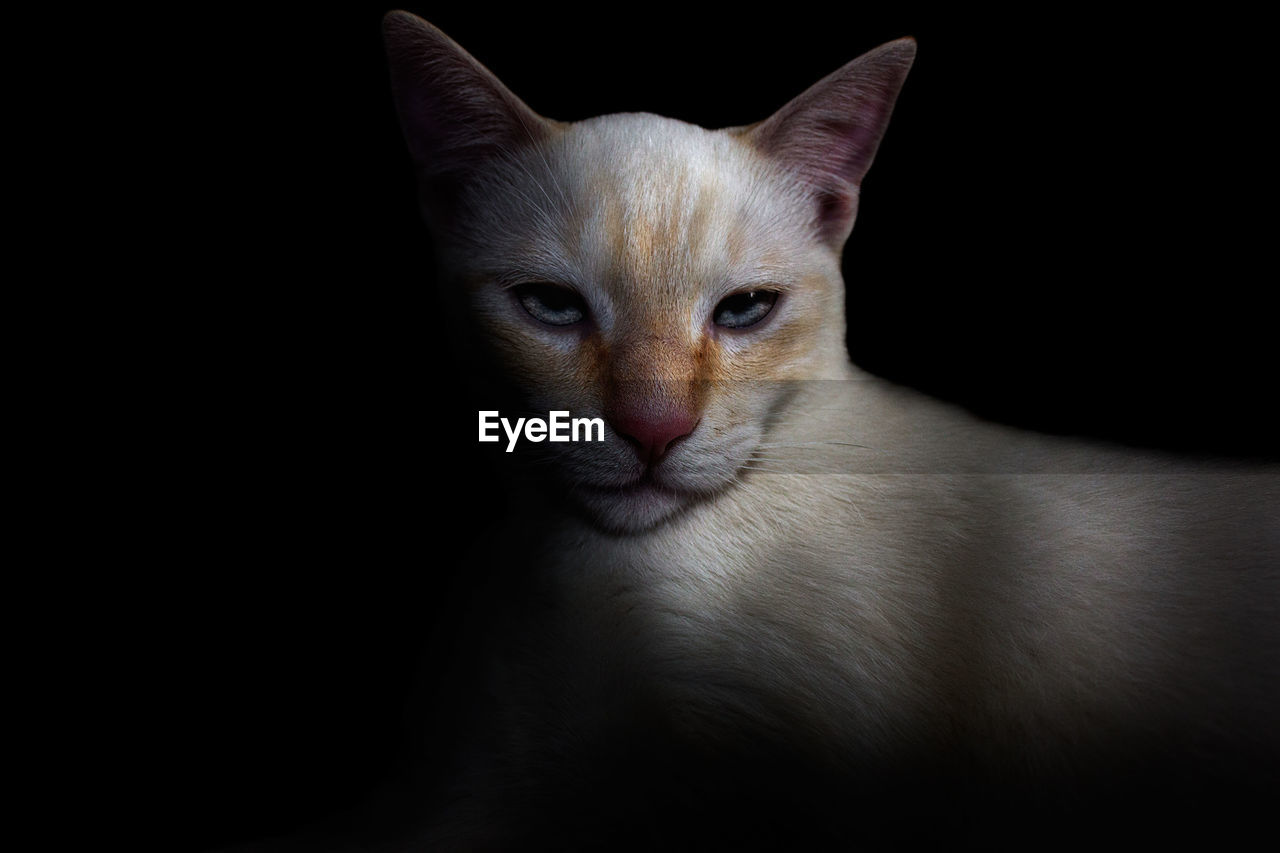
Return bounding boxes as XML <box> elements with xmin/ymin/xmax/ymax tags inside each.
<box><xmin>563</xmin><ymin>113</ymin><xmax>747</xmax><ymax>190</ymax></box>
<box><xmin>464</xmin><ymin>113</ymin><xmax>818</xmax><ymax>301</ymax></box>
<box><xmin>561</xmin><ymin>112</ymin><xmax>810</xmax><ymax>245</ymax></box>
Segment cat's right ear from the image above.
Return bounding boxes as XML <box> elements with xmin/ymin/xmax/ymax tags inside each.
<box><xmin>382</xmin><ymin>12</ymin><xmax>553</xmax><ymax>210</ymax></box>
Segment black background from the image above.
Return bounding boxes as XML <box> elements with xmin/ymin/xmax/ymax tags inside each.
<box><xmin>156</xmin><ymin>6</ymin><xmax>1274</xmax><ymax>851</ymax></box>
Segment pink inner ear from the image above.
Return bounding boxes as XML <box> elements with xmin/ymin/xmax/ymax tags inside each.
<box><xmin>816</xmin><ymin>189</ymin><xmax>855</xmax><ymax>235</ymax></box>
<box><xmin>747</xmin><ymin>39</ymin><xmax>916</xmax><ymax>241</ymax></box>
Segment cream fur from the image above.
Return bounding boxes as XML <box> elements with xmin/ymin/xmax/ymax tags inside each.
<box><xmin>381</xmin><ymin>12</ymin><xmax>1280</xmax><ymax>848</ymax></box>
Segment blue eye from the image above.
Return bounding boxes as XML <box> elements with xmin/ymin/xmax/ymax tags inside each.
<box><xmin>515</xmin><ymin>282</ymin><xmax>588</xmax><ymax>326</ymax></box>
<box><xmin>713</xmin><ymin>289</ymin><xmax>779</xmax><ymax>328</ymax></box>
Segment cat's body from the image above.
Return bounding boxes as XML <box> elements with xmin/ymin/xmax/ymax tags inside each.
<box><xmin>376</xmin><ymin>12</ymin><xmax>1279</xmax><ymax>849</ymax></box>
<box><xmin>434</xmin><ymin>379</ymin><xmax>1276</xmax><ymax>847</ymax></box>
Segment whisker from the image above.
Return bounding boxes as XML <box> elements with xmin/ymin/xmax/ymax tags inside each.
<box><xmin>755</xmin><ymin>441</ymin><xmax>875</xmax><ymax>450</ymax></box>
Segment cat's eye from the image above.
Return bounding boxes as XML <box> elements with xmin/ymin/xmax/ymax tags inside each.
<box><xmin>712</xmin><ymin>289</ymin><xmax>779</xmax><ymax>329</ymax></box>
<box><xmin>514</xmin><ymin>282</ymin><xmax>588</xmax><ymax>326</ymax></box>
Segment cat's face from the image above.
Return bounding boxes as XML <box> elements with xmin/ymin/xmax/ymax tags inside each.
<box><xmin>385</xmin><ymin>13</ymin><xmax>914</xmax><ymax>532</ymax></box>
<box><xmin>445</xmin><ymin>116</ymin><xmax>849</xmax><ymax>531</ymax></box>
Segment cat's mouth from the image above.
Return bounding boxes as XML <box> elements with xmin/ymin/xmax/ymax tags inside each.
<box><xmin>575</xmin><ymin>472</ymin><xmax>700</xmax><ymax>532</ymax></box>
<box><xmin>604</xmin><ymin>471</ymin><xmax>670</xmax><ymax>493</ymax></box>
<box><xmin>587</xmin><ymin>472</ymin><xmax>685</xmax><ymax>502</ymax></box>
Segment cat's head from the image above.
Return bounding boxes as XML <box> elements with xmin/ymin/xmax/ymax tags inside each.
<box><xmin>385</xmin><ymin>12</ymin><xmax>914</xmax><ymax>532</ymax></box>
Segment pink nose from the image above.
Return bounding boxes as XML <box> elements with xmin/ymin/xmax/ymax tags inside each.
<box><xmin>609</xmin><ymin>409</ymin><xmax>698</xmax><ymax>467</ymax></box>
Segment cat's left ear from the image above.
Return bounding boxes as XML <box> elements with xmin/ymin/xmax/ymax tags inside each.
<box><xmin>744</xmin><ymin>38</ymin><xmax>916</xmax><ymax>245</ymax></box>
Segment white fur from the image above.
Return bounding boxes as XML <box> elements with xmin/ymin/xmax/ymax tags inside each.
<box><xmin>441</xmin><ymin>115</ymin><xmax>1277</xmax><ymax>838</ymax></box>
<box><xmin>381</xmin><ymin>14</ymin><xmax>1280</xmax><ymax>846</ymax></box>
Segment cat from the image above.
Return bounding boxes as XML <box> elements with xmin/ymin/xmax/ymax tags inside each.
<box><xmin>374</xmin><ymin>11</ymin><xmax>1279</xmax><ymax>849</ymax></box>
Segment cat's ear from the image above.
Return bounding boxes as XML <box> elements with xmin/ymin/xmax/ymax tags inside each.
<box><xmin>744</xmin><ymin>38</ymin><xmax>916</xmax><ymax>245</ymax></box>
<box><xmin>382</xmin><ymin>12</ymin><xmax>553</xmax><ymax>204</ymax></box>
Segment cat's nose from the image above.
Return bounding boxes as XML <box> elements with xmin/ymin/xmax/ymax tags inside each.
<box><xmin>609</xmin><ymin>409</ymin><xmax>698</xmax><ymax>467</ymax></box>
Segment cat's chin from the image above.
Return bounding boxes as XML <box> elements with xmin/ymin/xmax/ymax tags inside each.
<box><xmin>575</xmin><ymin>479</ymin><xmax>703</xmax><ymax>533</ymax></box>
